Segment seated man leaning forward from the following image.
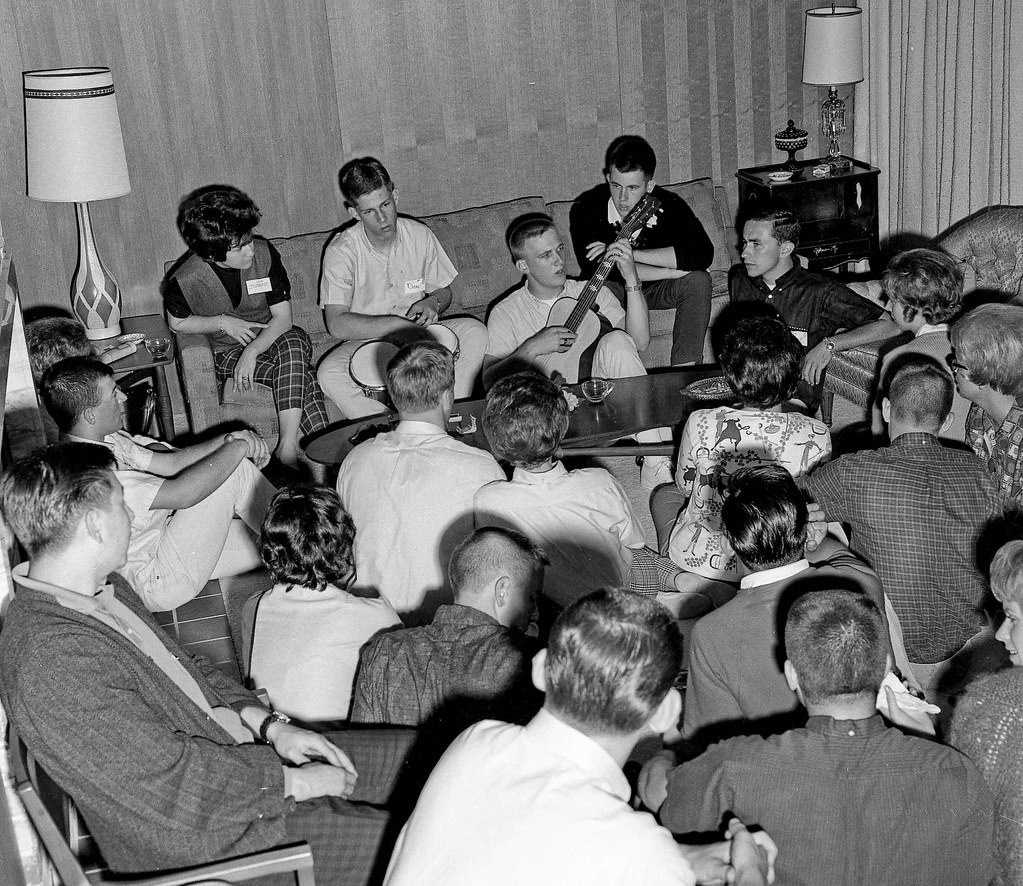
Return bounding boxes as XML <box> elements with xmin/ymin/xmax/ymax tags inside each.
<box><xmin>484</xmin><ymin>212</ymin><xmax>672</xmax><ymax>485</ymax></box>
<box><xmin>644</xmin><ymin>589</ymin><xmax>994</xmax><ymax>886</ymax></box>
<box><xmin>41</xmin><ymin>356</ymin><xmax>275</xmax><ymax>612</ymax></box>
<box><xmin>0</xmin><ymin>443</ymin><xmax>421</xmax><ymax>883</ymax></box>
<box><xmin>475</xmin><ymin>372</ymin><xmax>696</xmax><ymax>615</ymax></box>
<box><xmin>731</xmin><ymin>205</ymin><xmax>899</xmax><ymax>388</ymax></box>
<box><xmin>317</xmin><ymin>156</ymin><xmax>488</xmax><ymax>418</ymax></box>
<box><xmin>683</xmin><ymin>463</ymin><xmax>889</xmax><ymax>747</ymax></box>
<box><xmin>952</xmin><ymin>302</ymin><xmax>1023</xmax><ymax>504</ymax></box>
<box><xmin>384</xmin><ymin>589</ymin><xmax>775</xmax><ymax>886</ymax></box>
<box><xmin>164</xmin><ymin>185</ymin><xmax>329</xmax><ymax>469</ymax></box>
<box><xmin>569</xmin><ymin>134</ymin><xmax>714</xmax><ymax>366</ymax></box>
<box><xmin>337</xmin><ymin>341</ymin><xmax>505</xmax><ymax>623</ymax></box>
<box><xmin>350</xmin><ymin>526</ymin><xmax>543</xmax><ymax>734</ymax></box>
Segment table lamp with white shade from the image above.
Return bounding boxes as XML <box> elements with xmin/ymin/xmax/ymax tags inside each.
<box><xmin>24</xmin><ymin>67</ymin><xmax>131</xmax><ymax>340</ymax></box>
<box><xmin>802</xmin><ymin>5</ymin><xmax>863</xmax><ymax>171</ymax></box>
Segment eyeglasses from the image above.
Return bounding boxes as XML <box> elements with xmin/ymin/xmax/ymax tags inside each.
<box><xmin>947</xmin><ymin>355</ymin><xmax>970</xmax><ymax>375</ymax></box>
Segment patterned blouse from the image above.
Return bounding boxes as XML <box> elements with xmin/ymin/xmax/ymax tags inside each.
<box><xmin>667</xmin><ymin>405</ymin><xmax>832</xmax><ymax>580</ymax></box>
<box><xmin>965</xmin><ymin>400</ymin><xmax>1023</xmax><ymax>504</ymax></box>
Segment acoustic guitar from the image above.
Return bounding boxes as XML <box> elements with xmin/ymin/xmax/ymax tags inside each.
<box><xmin>537</xmin><ymin>192</ymin><xmax>661</xmax><ymax>383</ymax></box>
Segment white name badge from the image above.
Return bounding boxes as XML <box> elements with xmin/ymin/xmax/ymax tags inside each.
<box><xmin>404</xmin><ymin>278</ymin><xmax>426</xmax><ymax>295</ymax></box>
<box><xmin>792</xmin><ymin>329</ymin><xmax>808</xmax><ymax>347</ymax></box>
<box><xmin>246</xmin><ymin>277</ymin><xmax>272</xmax><ymax>294</ymax></box>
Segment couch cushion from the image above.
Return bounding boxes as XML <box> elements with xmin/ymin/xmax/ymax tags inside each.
<box><xmin>422</xmin><ymin>196</ymin><xmax>547</xmax><ymax>318</ymax></box>
<box><xmin>270</xmin><ymin>229</ymin><xmax>336</xmax><ymax>358</ymax></box>
<box><xmin>660</xmin><ymin>179</ymin><xmax>736</xmax><ymax>275</ymax></box>
<box><xmin>544</xmin><ymin>199</ymin><xmax>580</xmax><ymax>277</ymax></box>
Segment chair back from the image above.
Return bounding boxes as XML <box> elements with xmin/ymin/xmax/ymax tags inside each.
<box><xmin>9</xmin><ymin>725</ymin><xmax>92</xmax><ymax>886</ymax></box>
<box><xmin>8</xmin><ymin>723</ymin><xmax>316</xmax><ymax>885</ymax></box>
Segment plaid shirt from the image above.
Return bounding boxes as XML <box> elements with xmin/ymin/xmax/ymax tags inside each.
<box><xmin>966</xmin><ymin>400</ymin><xmax>1023</xmax><ymax>503</ymax></box>
<box><xmin>803</xmin><ymin>433</ymin><xmax>999</xmax><ymax>663</ymax></box>
<box><xmin>350</xmin><ymin>604</ymin><xmax>539</xmax><ymax>734</ymax></box>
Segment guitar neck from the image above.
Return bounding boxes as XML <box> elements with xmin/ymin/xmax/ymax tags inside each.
<box><xmin>562</xmin><ymin>255</ymin><xmax>616</xmax><ymax>332</ymax></box>
<box><xmin>561</xmin><ymin>195</ymin><xmax>657</xmax><ymax>332</ymax></box>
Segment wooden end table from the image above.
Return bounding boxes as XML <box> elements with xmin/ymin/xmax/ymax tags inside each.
<box><xmin>737</xmin><ymin>157</ymin><xmax>880</xmax><ymax>272</ymax></box>
<box><xmin>106</xmin><ymin>314</ymin><xmax>178</xmax><ymax>439</ymax></box>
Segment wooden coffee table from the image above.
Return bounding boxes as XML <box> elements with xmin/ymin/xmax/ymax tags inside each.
<box><xmin>302</xmin><ymin>365</ymin><xmax>725</xmax><ymax>467</ymax></box>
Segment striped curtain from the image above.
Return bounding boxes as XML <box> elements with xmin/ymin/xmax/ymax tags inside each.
<box><xmin>330</xmin><ymin>0</ymin><xmax>846</xmax><ymax>216</ymax></box>
<box><xmin>855</xmin><ymin>0</ymin><xmax>1023</xmax><ymax>241</ymax></box>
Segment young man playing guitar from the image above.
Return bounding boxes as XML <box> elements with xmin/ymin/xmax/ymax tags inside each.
<box><xmin>570</xmin><ymin>135</ymin><xmax>713</xmax><ymax>366</ymax></box>
<box><xmin>483</xmin><ymin>213</ymin><xmax>673</xmax><ymax>487</ymax></box>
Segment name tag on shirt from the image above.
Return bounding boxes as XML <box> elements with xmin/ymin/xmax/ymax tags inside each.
<box><xmin>404</xmin><ymin>278</ymin><xmax>426</xmax><ymax>295</ymax></box>
<box><xmin>246</xmin><ymin>277</ymin><xmax>272</xmax><ymax>294</ymax></box>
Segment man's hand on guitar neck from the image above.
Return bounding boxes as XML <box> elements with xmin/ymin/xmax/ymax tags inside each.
<box><xmin>588</xmin><ymin>239</ymin><xmax>689</xmax><ymax>283</ymax></box>
<box><xmin>605</xmin><ymin>239</ymin><xmax>641</xmax><ymax>288</ymax></box>
<box><xmin>521</xmin><ymin>325</ymin><xmax>577</xmax><ymax>358</ymax></box>
<box><xmin>585</xmin><ymin>238</ymin><xmax>642</xmax><ymax>289</ymax></box>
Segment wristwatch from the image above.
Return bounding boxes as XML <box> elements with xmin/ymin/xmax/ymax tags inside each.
<box><xmin>823</xmin><ymin>336</ymin><xmax>837</xmax><ymax>352</ymax></box>
<box><xmin>257</xmin><ymin>710</ymin><xmax>291</xmax><ymax>744</ymax></box>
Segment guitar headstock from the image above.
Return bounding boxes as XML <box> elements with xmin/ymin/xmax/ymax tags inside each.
<box><xmin>619</xmin><ymin>192</ymin><xmax>662</xmax><ymax>241</ymax></box>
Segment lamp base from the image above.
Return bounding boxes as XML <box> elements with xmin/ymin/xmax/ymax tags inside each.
<box><xmin>72</xmin><ymin>202</ymin><xmax>122</xmax><ymax>340</ymax></box>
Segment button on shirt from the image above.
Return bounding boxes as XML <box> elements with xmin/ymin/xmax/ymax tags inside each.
<box><xmin>337</xmin><ymin>420</ymin><xmax>505</xmax><ymax>617</ymax></box>
<box><xmin>319</xmin><ymin>217</ymin><xmax>457</xmax><ymax>317</ymax></box>
<box><xmin>384</xmin><ymin>709</ymin><xmax>696</xmax><ymax>886</ymax></box>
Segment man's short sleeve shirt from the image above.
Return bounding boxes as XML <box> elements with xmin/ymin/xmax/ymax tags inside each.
<box><xmin>486</xmin><ymin>280</ymin><xmax>626</xmax><ymax>360</ymax></box>
<box><xmin>319</xmin><ymin>217</ymin><xmax>457</xmax><ymax>318</ymax></box>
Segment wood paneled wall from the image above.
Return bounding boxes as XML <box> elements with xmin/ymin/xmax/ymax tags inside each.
<box><xmin>0</xmin><ymin>0</ymin><xmax>850</xmax><ymax>315</ymax></box>
<box><xmin>0</xmin><ymin>0</ymin><xmax>343</xmax><ymax>316</ymax></box>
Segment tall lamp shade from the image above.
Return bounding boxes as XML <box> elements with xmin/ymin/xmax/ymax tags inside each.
<box><xmin>802</xmin><ymin>6</ymin><xmax>863</xmax><ymax>162</ymax></box>
<box><xmin>24</xmin><ymin>67</ymin><xmax>131</xmax><ymax>339</ymax></box>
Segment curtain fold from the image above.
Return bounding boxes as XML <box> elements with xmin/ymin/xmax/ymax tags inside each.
<box><xmin>855</xmin><ymin>0</ymin><xmax>1023</xmax><ymax>243</ymax></box>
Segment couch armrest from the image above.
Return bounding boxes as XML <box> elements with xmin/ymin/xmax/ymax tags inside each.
<box><xmin>175</xmin><ymin>332</ymin><xmax>222</xmax><ymax>432</ymax></box>
<box><xmin>174</xmin><ymin>332</ymin><xmax>279</xmax><ymax>448</ymax></box>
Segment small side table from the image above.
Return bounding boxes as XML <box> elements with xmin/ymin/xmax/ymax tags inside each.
<box><xmin>736</xmin><ymin>158</ymin><xmax>881</xmax><ymax>272</ymax></box>
<box><xmin>110</xmin><ymin>314</ymin><xmax>178</xmax><ymax>439</ymax></box>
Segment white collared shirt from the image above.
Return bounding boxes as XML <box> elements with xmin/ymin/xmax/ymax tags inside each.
<box><xmin>384</xmin><ymin>709</ymin><xmax>695</xmax><ymax>886</ymax></box>
<box><xmin>475</xmin><ymin>462</ymin><xmax>645</xmax><ymax>607</ymax></box>
<box><xmin>915</xmin><ymin>322</ymin><xmax>950</xmax><ymax>338</ymax></box>
<box><xmin>337</xmin><ymin>420</ymin><xmax>505</xmax><ymax>618</ymax></box>
<box><xmin>485</xmin><ymin>279</ymin><xmax>627</xmax><ymax>361</ymax></box>
<box><xmin>740</xmin><ymin>558</ymin><xmax>811</xmax><ymax>590</ymax></box>
<box><xmin>319</xmin><ymin>217</ymin><xmax>457</xmax><ymax>316</ymax></box>
<box><xmin>249</xmin><ymin>582</ymin><xmax>400</xmax><ymax>722</ymax></box>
